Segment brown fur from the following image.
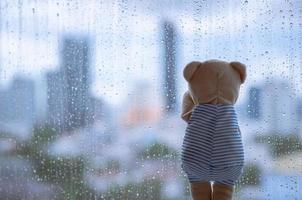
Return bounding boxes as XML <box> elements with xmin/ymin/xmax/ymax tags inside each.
<box><xmin>190</xmin><ymin>181</ymin><xmax>234</xmax><ymax>200</ymax></box>
<box><xmin>181</xmin><ymin>59</ymin><xmax>246</xmax><ymax>122</ymax></box>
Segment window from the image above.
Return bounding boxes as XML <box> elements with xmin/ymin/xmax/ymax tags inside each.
<box><xmin>0</xmin><ymin>1</ymin><xmax>301</xmax><ymax>199</ymax></box>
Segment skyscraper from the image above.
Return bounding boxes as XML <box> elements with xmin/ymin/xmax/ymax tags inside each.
<box><xmin>247</xmin><ymin>86</ymin><xmax>262</xmax><ymax>120</ymax></box>
<box><xmin>47</xmin><ymin>36</ymin><xmax>92</xmax><ymax>132</ymax></box>
<box><xmin>162</xmin><ymin>21</ymin><xmax>177</xmax><ymax>114</ymax></box>
<box><xmin>61</xmin><ymin>37</ymin><xmax>90</xmax><ymax>130</ymax></box>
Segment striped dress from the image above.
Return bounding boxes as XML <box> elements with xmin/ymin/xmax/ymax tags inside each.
<box><xmin>181</xmin><ymin>104</ymin><xmax>245</xmax><ymax>186</ymax></box>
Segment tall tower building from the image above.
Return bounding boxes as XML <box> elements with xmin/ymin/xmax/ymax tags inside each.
<box><xmin>47</xmin><ymin>36</ymin><xmax>92</xmax><ymax>132</ymax></box>
<box><xmin>162</xmin><ymin>21</ymin><xmax>177</xmax><ymax>114</ymax></box>
<box><xmin>61</xmin><ymin>37</ymin><xmax>90</xmax><ymax>131</ymax></box>
<box><xmin>247</xmin><ymin>86</ymin><xmax>262</xmax><ymax>120</ymax></box>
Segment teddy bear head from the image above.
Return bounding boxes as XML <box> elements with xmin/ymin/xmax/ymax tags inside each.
<box><xmin>183</xmin><ymin>59</ymin><xmax>247</xmax><ymax>105</ymax></box>
<box><xmin>184</xmin><ymin>59</ymin><xmax>246</xmax><ymax>84</ymax></box>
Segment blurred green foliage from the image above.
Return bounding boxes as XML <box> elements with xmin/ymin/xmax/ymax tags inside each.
<box><xmin>138</xmin><ymin>141</ymin><xmax>178</xmax><ymax>160</ymax></box>
<box><xmin>255</xmin><ymin>133</ymin><xmax>302</xmax><ymax>158</ymax></box>
<box><xmin>14</xmin><ymin>124</ymin><xmax>173</xmax><ymax>199</ymax></box>
<box><xmin>235</xmin><ymin>162</ymin><xmax>262</xmax><ymax>191</ymax></box>
<box><xmin>97</xmin><ymin>159</ymin><xmax>121</xmax><ymax>175</ymax></box>
<box><xmin>16</xmin><ymin>124</ymin><xmax>96</xmax><ymax>200</ymax></box>
<box><xmin>100</xmin><ymin>178</ymin><xmax>162</xmax><ymax>200</ymax></box>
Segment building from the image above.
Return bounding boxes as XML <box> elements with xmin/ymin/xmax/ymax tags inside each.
<box><xmin>0</xmin><ymin>76</ymin><xmax>35</xmax><ymax>124</ymax></box>
<box><xmin>47</xmin><ymin>36</ymin><xmax>93</xmax><ymax>132</ymax></box>
<box><xmin>247</xmin><ymin>86</ymin><xmax>262</xmax><ymax>120</ymax></box>
<box><xmin>0</xmin><ymin>76</ymin><xmax>35</xmax><ymax>139</ymax></box>
<box><xmin>162</xmin><ymin>21</ymin><xmax>178</xmax><ymax>114</ymax></box>
<box><xmin>61</xmin><ymin>37</ymin><xmax>91</xmax><ymax>130</ymax></box>
<box><xmin>245</xmin><ymin>79</ymin><xmax>300</xmax><ymax>135</ymax></box>
<box><xmin>46</xmin><ymin>71</ymin><xmax>65</xmax><ymax>131</ymax></box>
<box><xmin>119</xmin><ymin>80</ymin><xmax>162</xmax><ymax>128</ymax></box>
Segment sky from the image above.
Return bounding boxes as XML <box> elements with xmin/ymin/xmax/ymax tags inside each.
<box><xmin>0</xmin><ymin>0</ymin><xmax>301</xmax><ymax>108</ymax></box>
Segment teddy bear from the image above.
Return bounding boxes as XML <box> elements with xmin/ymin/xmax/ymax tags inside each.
<box><xmin>180</xmin><ymin>59</ymin><xmax>246</xmax><ymax>200</ymax></box>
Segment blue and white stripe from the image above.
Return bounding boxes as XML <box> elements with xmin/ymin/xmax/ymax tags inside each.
<box><xmin>181</xmin><ymin>104</ymin><xmax>245</xmax><ymax>186</ymax></box>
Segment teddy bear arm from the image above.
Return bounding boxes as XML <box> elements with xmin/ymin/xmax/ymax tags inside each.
<box><xmin>181</xmin><ymin>91</ymin><xmax>195</xmax><ymax>122</ymax></box>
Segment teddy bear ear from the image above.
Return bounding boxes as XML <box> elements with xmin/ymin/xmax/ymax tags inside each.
<box><xmin>230</xmin><ymin>61</ymin><xmax>247</xmax><ymax>84</ymax></box>
<box><xmin>183</xmin><ymin>61</ymin><xmax>202</xmax><ymax>81</ymax></box>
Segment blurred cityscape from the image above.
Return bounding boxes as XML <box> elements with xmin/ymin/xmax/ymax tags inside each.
<box><xmin>1</xmin><ymin>0</ymin><xmax>302</xmax><ymax>200</ymax></box>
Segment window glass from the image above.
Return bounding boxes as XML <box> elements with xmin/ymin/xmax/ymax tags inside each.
<box><xmin>0</xmin><ymin>0</ymin><xmax>301</xmax><ymax>199</ymax></box>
